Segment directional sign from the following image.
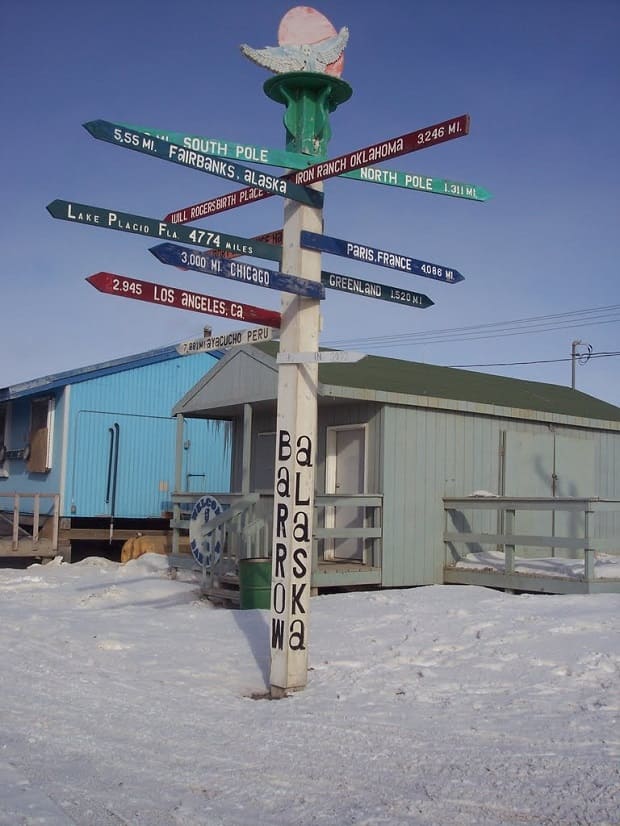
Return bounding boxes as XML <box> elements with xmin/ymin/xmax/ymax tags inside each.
<box><xmin>344</xmin><ymin>168</ymin><xmax>490</xmax><ymax>202</ymax></box>
<box><xmin>320</xmin><ymin>270</ymin><xmax>433</xmax><ymax>309</ymax></box>
<box><xmin>164</xmin><ymin>113</ymin><xmax>471</xmax><ymax>223</ymax></box>
<box><xmin>86</xmin><ymin>272</ymin><xmax>281</xmax><ymax>328</ymax></box>
<box><xmin>127</xmin><ymin>123</ymin><xmax>490</xmax><ymax>213</ymax></box>
<box><xmin>149</xmin><ymin>242</ymin><xmax>324</xmax><ymax>299</ymax></box>
<box><xmin>46</xmin><ymin>200</ymin><xmax>281</xmax><ymax>263</ymax></box>
<box><xmin>83</xmin><ymin>120</ymin><xmax>323</xmax><ymax>210</ymax></box>
<box><xmin>126</xmin><ymin>124</ymin><xmax>306</xmax><ymax>172</ymax></box>
<box><xmin>301</xmin><ymin>231</ymin><xmax>464</xmax><ymax>284</ymax></box>
<box><xmin>177</xmin><ymin>326</ymin><xmax>274</xmax><ymax>355</ymax></box>
<box><xmin>277</xmin><ymin>351</ymin><xmax>366</xmax><ymax>364</ymax></box>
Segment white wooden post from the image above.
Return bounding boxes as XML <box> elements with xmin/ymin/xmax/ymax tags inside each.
<box><xmin>270</xmin><ymin>188</ymin><xmax>323</xmax><ymax>696</ymax></box>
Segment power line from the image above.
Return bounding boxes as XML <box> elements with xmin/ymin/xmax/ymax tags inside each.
<box><xmin>445</xmin><ymin>351</ymin><xmax>620</xmax><ymax>369</ymax></box>
<box><xmin>324</xmin><ymin>303</ymin><xmax>620</xmax><ymax>349</ymax></box>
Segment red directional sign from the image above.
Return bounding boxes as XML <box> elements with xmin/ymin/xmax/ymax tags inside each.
<box><xmin>86</xmin><ymin>272</ymin><xmax>281</xmax><ymax>328</ymax></box>
<box><xmin>165</xmin><ymin>114</ymin><xmax>470</xmax><ymax>224</ymax></box>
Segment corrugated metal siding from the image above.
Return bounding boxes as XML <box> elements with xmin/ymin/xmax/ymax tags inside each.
<box><xmin>379</xmin><ymin>407</ymin><xmax>619</xmax><ymax>587</ymax></box>
<box><xmin>595</xmin><ymin>432</ymin><xmax>620</xmax><ymax>540</ymax></box>
<box><xmin>65</xmin><ymin>353</ymin><xmax>231</xmax><ymax>517</ymax></box>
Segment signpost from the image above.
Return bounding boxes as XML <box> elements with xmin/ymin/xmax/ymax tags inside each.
<box><xmin>85</xmin><ymin>272</ymin><xmax>281</xmax><ymax>328</ymax></box>
<box><xmin>46</xmin><ymin>200</ymin><xmax>282</xmax><ymax>263</ymax></box>
<box><xmin>177</xmin><ymin>326</ymin><xmax>274</xmax><ymax>355</ymax></box>
<box><xmin>301</xmin><ymin>231</ymin><xmax>465</xmax><ymax>284</ymax></box>
<box><xmin>149</xmin><ymin>242</ymin><xmax>324</xmax><ymax>299</ymax></box>
<box><xmin>47</xmin><ymin>6</ymin><xmax>480</xmax><ymax>702</ymax></box>
<box><xmin>83</xmin><ymin>120</ymin><xmax>323</xmax><ymax>210</ymax></box>
<box><xmin>277</xmin><ymin>350</ymin><xmax>365</xmax><ymax>364</ymax></box>
<box><xmin>163</xmin><ymin>113</ymin><xmax>470</xmax><ymax>223</ymax></box>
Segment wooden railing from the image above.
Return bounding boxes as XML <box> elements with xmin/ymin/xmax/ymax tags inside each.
<box><xmin>443</xmin><ymin>496</ymin><xmax>620</xmax><ymax>582</ymax></box>
<box><xmin>0</xmin><ymin>493</ymin><xmax>60</xmax><ymax>555</ymax></box>
<box><xmin>168</xmin><ymin>491</ymin><xmax>383</xmax><ymax>578</ymax></box>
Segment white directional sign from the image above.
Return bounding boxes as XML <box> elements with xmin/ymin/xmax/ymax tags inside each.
<box><xmin>277</xmin><ymin>351</ymin><xmax>366</xmax><ymax>364</ymax></box>
<box><xmin>177</xmin><ymin>326</ymin><xmax>274</xmax><ymax>355</ymax></box>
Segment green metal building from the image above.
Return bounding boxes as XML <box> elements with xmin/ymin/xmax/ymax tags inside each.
<box><xmin>172</xmin><ymin>343</ymin><xmax>620</xmax><ymax>594</ymax></box>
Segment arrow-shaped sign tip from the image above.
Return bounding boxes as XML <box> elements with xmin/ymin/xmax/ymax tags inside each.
<box><xmin>149</xmin><ymin>242</ymin><xmax>171</xmax><ymax>257</ymax></box>
<box><xmin>82</xmin><ymin>120</ymin><xmax>101</xmax><ymax>136</ymax></box>
<box><xmin>86</xmin><ymin>272</ymin><xmax>107</xmax><ymax>291</ymax></box>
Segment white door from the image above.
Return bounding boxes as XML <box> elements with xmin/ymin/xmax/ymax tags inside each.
<box><xmin>325</xmin><ymin>425</ymin><xmax>367</xmax><ymax>561</ymax></box>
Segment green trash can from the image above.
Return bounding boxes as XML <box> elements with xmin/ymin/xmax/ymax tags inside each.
<box><xmin>238</xmin><ymin>557</ymin><xmax>272</xmax><ymax>609</ymax></box>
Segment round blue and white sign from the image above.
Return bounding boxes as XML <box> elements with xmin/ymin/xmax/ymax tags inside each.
<box><xmin>189</xmin><ymin>495</ymin><xmax>224</xmax><ymax>568</ymax></box>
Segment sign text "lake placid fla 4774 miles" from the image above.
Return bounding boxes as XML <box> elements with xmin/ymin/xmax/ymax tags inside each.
<box><xmin>86</xmin><ymin>272</ymin><xmax>282</xmax><ymax>328</ymax></box>
<box><xmin>300</xmin><ymin>231</ymin><xmax>465</xmax><ymax>284</ymax></box>
<box><xmin>83</xmin><ymin>121</ymin><xmax>323</xmax><ymax>210</ymax></box>
<box><xmin>46</xmin><ymin>200</ymin><xmax>282</xmax><ymax>263</ymax></box>
<box><xmin>164</xmin><ymin>114</ymin><xmax>470</xmax><ymax>223</ymax></box>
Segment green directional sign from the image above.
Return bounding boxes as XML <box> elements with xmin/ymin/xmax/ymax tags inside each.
<box><xmin>129</xmin><ymin>123</ymin><xmax>491</xmax><ymax>203</ymax></box>
<box><xmin>45</xmin><ymin>200</ymin><xmax>282</xmax><ymax>263</ymax></box>
<box><xmin>83</xmin><ymin>120</ymin><xmax>323</xmax><ymax>210</ymax></box>
<box><xmin>344</xmin><ymin>167</ymin><xmax>491</xmax><ymax>201</ymax></box>
<box><xmin>126</xmin><ymin>123</ymin><xmax>310</xmax><ymax>172</ymax></box>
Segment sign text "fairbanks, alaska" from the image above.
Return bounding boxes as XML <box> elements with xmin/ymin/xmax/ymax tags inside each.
<box><xmin>83</xmin><ymin>121</ymin><xmax>323</xmax><ymax>210</ymax></box>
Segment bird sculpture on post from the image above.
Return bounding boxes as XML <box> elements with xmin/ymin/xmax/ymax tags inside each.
<box><xmin>241</xmin><ymin>26</ymin><xmax>348</xmax><ymax>74</ymax></box>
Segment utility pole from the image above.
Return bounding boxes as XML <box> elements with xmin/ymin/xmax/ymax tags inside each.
<box><xmin>571</xmin><ymin>339</ymin><xmax>592</xmax><ymax>389</ymax></box>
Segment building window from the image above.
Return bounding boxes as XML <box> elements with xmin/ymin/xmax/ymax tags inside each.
<box><xmin>27</xmin><ymin>397</ymin><xmax>55</xmax><ymax>473</ymax></box>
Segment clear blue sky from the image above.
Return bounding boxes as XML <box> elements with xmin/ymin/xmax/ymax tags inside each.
<box><xmin>2</xmin><ymin>1</ymin><xmax>619</xmax><ymax>404</ymax></box>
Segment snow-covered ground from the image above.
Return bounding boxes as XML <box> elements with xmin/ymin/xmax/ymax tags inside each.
<box><xmin>0</xmin><ymin>554</ymin><xmax>618</xmax><ymax>825</ymax></box>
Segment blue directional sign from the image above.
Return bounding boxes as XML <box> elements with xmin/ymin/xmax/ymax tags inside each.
<box><xmin>83</xmin><ymin>120</ymin><xmax>323</xmax><ymax>210</ymax></box>
<box><xmin>150</xmin><ymin>243</ymin><xmax>325</xmax><ymax>300</ymax></box>
<box><xmin>320</xmin><ymin>270</ymin><xmax>433</xmax><ymax>309</ymax></box>
<box><xmin>301</xmin><ymin>231</ymin><xmax>464</xmax><ymax>284</ymax></box>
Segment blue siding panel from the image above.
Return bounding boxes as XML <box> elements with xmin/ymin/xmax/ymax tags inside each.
<box><xmin>65</xmin><ymin>352</ymin><xmax>231</xmax><ymax>517</ymax></box>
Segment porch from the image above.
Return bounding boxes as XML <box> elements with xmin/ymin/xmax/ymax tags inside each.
<box><xmin>0</xmin><ymin>493</ymin><xmax>62</xmax><ymax>559</ymax></box>
<box><xmin>443</xmin><ymin>496</ymin><xmax>620</xmax><ymax>594</ymax></box>
<box><xmin>169</xmin><ymin>491</ymin><xmax>383</xmax><ymax>600</ymax></box>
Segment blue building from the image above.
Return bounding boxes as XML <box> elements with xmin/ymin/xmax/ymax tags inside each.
<box><xmin>0</xmin><ymin>345</ymin><xmax>231</xmax><ymax>560</ymax></box>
